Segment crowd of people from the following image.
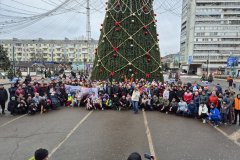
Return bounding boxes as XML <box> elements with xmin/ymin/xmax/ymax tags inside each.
<box><xmin>0</xmin><ymin>72</ymin><xmax>240</xmax><ymax>128</ymax></box>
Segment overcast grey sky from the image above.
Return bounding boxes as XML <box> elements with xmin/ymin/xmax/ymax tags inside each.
<box><xmin>0</xmin><ymin>0</ymin><xmax>182</xmax><ymax>56</ymax></box>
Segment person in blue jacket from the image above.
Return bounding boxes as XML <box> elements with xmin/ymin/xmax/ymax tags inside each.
<box><xmin>187</xmin><ymin>100</ymin><xmax>196</xmax><ymax>117</ymax></box>
<box><xmin>208</xmin><ymin>103</ymin><xmax>222</xmax><ymax>127</ymax></box>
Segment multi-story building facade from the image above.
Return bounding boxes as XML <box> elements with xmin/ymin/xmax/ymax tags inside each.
<box><xmin>180</xmin><ymin>0</ymin><xmax>240</xmax><ymax>75</ymax></box>
<box><xmin>162</xmin><ymin>53</ymin><xmax>181</xmax><ymax>69</ymax></box>
<box><xmin>0</xmin><ymin>38</ymin><xmax>98</xmax><ymax>64</ymax></box>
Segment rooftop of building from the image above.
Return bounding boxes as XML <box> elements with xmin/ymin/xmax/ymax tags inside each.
<box><xmin>0</xmin><ymin>38</ymin><xmax>98</xmax><ymax>45</ymax></box>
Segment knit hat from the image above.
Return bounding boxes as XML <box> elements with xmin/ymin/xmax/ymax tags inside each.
<box><xmin>35</xmin><ymin>148</ymin><xmax>48</xmax><ymax>160</ymax></box>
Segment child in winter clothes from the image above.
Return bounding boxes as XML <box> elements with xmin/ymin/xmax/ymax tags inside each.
<box><xmin>70</xmin><ymin>95</ymin><xmax>77</xmax><ymax>107</ymax></box>
<box><xmin>198</xmin><ymin>102</ymin><xmax>208</xmax><ymax>123</ymax></box>
<box><xmin>160</xmin><ymin>97</ymin><xmax>170</xmax><ymax>112</ymax></box>
<box><xmin>141</xmin><ymin>94</ymin><xmax>150</xmax><ymax>111</ymax></box>
<box><xmin>151</xmin><ymin>95</ymin><xmax>159</xmax><ymax>110</ymax></box>
<box><xmin>220</xmin><ymin>101</ymin><xmax>229</xmax><ymax>124</ymax></box>
<box><xmin>76</xmin><ymin>91</ymin><xmax>82</xmax><ymax>107</ymax></box>
<box><xmin>85</xmin><ymin>97</ymin><xmax>93</xmax><ymax>110</ymax></box>
<box><xmin>7</xmin><ymin>97</ymin><xmax>18</xmax><ymax>115</ymax></box>
<box><xmin>94</xmin><ymin>95</ymin><xmax>102</xmax><ymax>110</ymax></box>
<box><xmin>112</xmin><ymin>94</ymin><xmax>120</xmax><ymax>110</ymax></box>
<box><xmin>176</xmin><ymin>99</ymin><xmax>188</xmax><ymax>116</ymax></box>
<box><xmin>208</xmin><ymin>104</ymin><xmax>222</xmax><ymax>127</ymax></box>
<box><xmin>119</xmin><ymin>95</ymin><xmax>128</xmax><ymax>110</ymax></box>
<box><xmin>167</xmin><ymin>98</ymin><xmax>178</xmax><ymax>114</ymax></box>
<box><xmin>66</xmin><ymin>94</ymin><xmax>72</xmax><ymax>107</ymax></box>
<box><xmin>187</xmin><ymin>100</ymin><xmax>196</xmax><ymax>117</ymax></box>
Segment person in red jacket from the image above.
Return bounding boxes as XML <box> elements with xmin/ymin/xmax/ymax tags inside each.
<box><xmin>15</xmin><ymin>86</ymin><xmax>25</xmax><ymax>98</ymax></box>
<box><xmin>208</xmin><ymin>91</ymin><xmax>219</xmax><ymax>108</ymax></box>
<box><xmin>183</xmin><ymin>90</ymin><xmax>193</xmax><ymax>104</ymax></box>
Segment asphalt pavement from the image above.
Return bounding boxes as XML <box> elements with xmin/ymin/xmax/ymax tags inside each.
<box><xmin>0</xmin><ymin>107</ymin><xmax>240</xmax><ymax>160</ymax></box>
<box><xmin>0</xmin><ymin>75</ymin><xmax>240</xmax><ymax>160</ymax></box>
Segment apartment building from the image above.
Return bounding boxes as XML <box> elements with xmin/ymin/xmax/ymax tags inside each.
<box><xmin>0</xmin><ymin>38</ymin><xmax>98</xmax><ymax>64</ymax></box>
<box><xmin>180</xmin><ymin>0</ymin><xmax>240</xmax><ymax>74</ymax></box>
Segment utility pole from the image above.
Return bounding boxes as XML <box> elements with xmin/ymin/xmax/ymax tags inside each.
<box><xmin>207</xmin><ymin>53</ymin><xmax>209</xmax><ymax>76</ymax></box>
<box><xmin>86</xmin><ymin>0</ymin><xmax>91</xmax><ymax>41</ymax></box>
<box><xmin>51</xmin><ymin>44</ymin><xmax>54</xmax><ymax>71</ymax></box>
<box><xmin>12</xmin><ymin>44</ymin><xmax>16</xmax><ymax>76</ymax></box>
<box><xmin>85</xmin><ymin>0</ymin><xmax>91</xmax><ymax>75</ymax></box>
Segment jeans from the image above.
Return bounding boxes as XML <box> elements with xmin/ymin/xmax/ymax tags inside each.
<box><xmin>132</xmin><ymin>101</ymin><xmax>139</xmax><ymax>113</ymax></box>
<box><xmin>209</xmin><ymin>116</ymin><xmax>221</xmax><ymax>126</ymax></box>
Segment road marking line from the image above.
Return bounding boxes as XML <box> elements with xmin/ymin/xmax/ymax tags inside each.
<box><xmin>49</xmin><ymin>111</ymin><xmax>93</xmax><ymax>158</ymax></box>
<box><xmin>210</xmin><ymin>123</ymin><xmax>240</xmax><ymax>147</ymax></box>
<box><xmin>0</xmin><ymin>114</ymin><xmax>27</xmax><ymax>128</ymax></box>
<box><xmin>229</xmin><ymin>129</ymin><xmax>240</xmax><ymax>141</ymax></box>
<box><xmin>142</xmin><ymin>110</ymin><xmax>157</xmax><ymax>160</ymax></box>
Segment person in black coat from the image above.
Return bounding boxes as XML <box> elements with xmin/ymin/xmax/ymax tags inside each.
<box><xmin>8</xmin><ymin>83</ymin><xmax>17</xmax><ymax>98</ymax></box>
<box><xmin>25</xmin><ymin>74</ymin><xmax>32</xmax><ymax>84</ymax></box>
<box><xmin>112</xmin><ymin>94</ymin><xmax>120</xmax><ymax>110</ymax></box>
<box><xmin>0</xmin><ymin>85</ymin><xmax>8</xmax><ymax>114</ymax></box>
<box><xmin>176</xmin><ymin>87</ymin><xmax>184</xmax><ymax>102</ymax></box>
<box><xmin>169</xmin><ymin>87</ymin><xmax>177</xmax><ymax>102</ymax></box>
<box><xmin>26</xmin><ymin>83</ymin><xmax>35</xmax><ymax>98</ymax></box>
<box><xmin>7</xmin><ymin>97</ymin><xmax>18</xmax><ymax>115</ymax></box>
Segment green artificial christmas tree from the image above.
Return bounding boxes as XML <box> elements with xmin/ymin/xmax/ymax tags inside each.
<box><xmin>91</xmin><ymin>0</ymin><xmax>163</xmax><ymax>81</ymax></box>
<box><xmin>16</xmin><ymin>68</ymin><xmax>22</xmax><ymax>78</ymax></box>
<box><xmin>0</xmin><ymin>45</ymin><xmax>11</xmax><ymax>71</ymax></box>
<box><xmin>7</xmin><ymin>68</ymin><xmax>14</xmax><ymax>80</ymax></box>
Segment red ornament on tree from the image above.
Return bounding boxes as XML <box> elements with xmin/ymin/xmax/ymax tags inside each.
<box><xmin>113</xmin><ymin>47</ymin><xmax>118</xmax><ymax>52</ymax></box>
<box><xmin>110</xmin><ymin>72</ymin><xmax>115</xmax><ymax>77</ymax></box>
<box><xmin>144</xmin><ymin>31</ymin><xmax>148</xmax><ymax>35</ymax></box>
<box><xmin>113</xmin><ymin>53</ymin><xmax>117</xmax><ymax>58</ymax></box>
<box><xmin>143</xmin><ymin>25</ymin><xmax>148</xmax><ymax>29</ymax></box>
<box><xmin>115</xmin><ymin>21</ymin><xmax>120</xmax><ymax>26</ymax></box>
<box><xmin>147</xmin><ymin>58</ymin><xmax>151</xmax><ymax>62</ymax></box>
<box><xmin>146</xmin><ymin>73</ymin><xmax>150</xmax><ymax>78</ymax></box>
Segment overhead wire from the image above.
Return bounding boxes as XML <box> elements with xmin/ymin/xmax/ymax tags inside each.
<box><xmin>0</xmin><ymin>0</ymin><xmax>187</xmax><ymax>36</ymax></box>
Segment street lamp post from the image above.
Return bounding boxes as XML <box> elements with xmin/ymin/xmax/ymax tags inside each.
<box><xmin>12</xmin><ymin>44</ymin><xmax>16</xmax><ymax>76</ymax></box>
<box><xmin>206</xmin><ymin>53</ymin><xmax>209</xmax><ymax>76</ymax></box>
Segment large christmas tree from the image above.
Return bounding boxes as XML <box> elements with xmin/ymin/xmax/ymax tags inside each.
<box><xmin>91</xmin><ymin>0</ymin><xmax>163</xmax><ymax>81</ymax></box>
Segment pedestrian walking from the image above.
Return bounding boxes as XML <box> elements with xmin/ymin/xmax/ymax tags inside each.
<box><xmin>0</xmin><ymin>84</ymin><xmax>8</xmax><ymax>114</ymax></box>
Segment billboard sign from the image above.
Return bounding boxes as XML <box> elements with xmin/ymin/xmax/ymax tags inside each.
<box><xmin>227</xmin><ymin>57</ymin><xmax>238</xmax><ymax>67</ymax></box>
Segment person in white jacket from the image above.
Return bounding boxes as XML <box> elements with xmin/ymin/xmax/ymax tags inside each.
<box><xmin>163</xmin><ymin>88</ymin><xmax>170</xmax><ymax>100</ymax></box>
<box><xmin>131</xmin><ymin>87</ymin><xmax>141</xmax><ymax>113</ymax></box>
<box><xmin>198</xmin><ymin>102</ymin><xmax>209</xmax><ymax>123</ymax></box>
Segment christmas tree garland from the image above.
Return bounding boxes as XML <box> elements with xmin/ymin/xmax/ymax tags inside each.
<box><xmin>91</xmin><ymin>0</ymin><xmax>163</xmax><ymax>81</ymax></box>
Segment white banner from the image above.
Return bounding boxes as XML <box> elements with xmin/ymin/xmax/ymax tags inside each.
<box><xmin>65</xmin><ymin>85</ymin><xmax>98</xmax><ymax>99</ymax></box>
